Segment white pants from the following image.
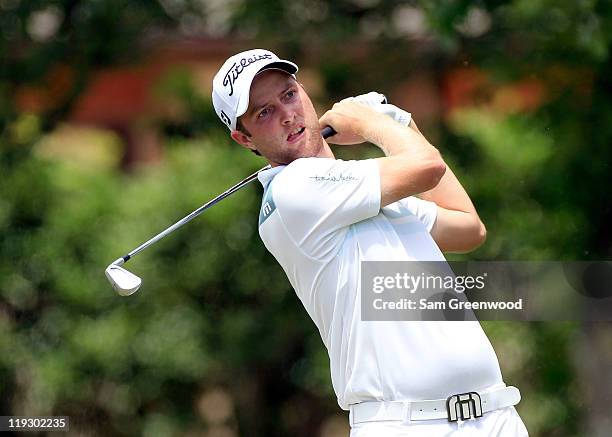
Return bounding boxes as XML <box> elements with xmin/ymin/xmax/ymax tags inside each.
<box><xmin>350</xmin><ymin>406</ymin><xmax>529</xmax><ymax>437</ymax></box>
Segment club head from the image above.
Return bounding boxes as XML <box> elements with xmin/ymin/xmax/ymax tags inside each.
<box><xmin>105</xmin><ymin>261</ymin><xmax>142</xmax><ymax>296</ymax></box>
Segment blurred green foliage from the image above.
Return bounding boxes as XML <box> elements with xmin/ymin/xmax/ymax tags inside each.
<box><xmin>1</xmin><ymin>136</ymin><xmax>333</xmax><ymax>435</ymax></box>
<box><xmin>2</xmin><ymin>0</ymin><xmax>612</xmax><ymax>436</ymax></box>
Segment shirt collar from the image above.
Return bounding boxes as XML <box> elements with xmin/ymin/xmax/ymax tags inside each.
<box><xmin>258</xmin><ymin>165</ymin><xmax>285</xmax><ymax>189</ymax></box>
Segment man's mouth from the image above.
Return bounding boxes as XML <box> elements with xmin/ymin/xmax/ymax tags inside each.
<box><xmin>287</xmin><ymin>126</ymin><xmax>306</xmax><ymax>143</ymax></box>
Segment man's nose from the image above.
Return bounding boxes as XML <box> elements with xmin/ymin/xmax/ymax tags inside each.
<box><xmin>280</xmin><ymin>105</ymin><xmax>295</xmax><ymax>125</ymax></box>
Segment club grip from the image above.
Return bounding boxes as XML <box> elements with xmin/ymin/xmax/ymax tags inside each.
<box><xmin>321</xmin><ymin>126</ymin><xmax>336</xmax><ymax>139</ymax></box>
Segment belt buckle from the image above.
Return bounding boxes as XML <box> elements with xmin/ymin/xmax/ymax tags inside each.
<box><xmin>446</xmin><ymin>392</ymin><xmax>483</xmax><ymax>422</ymax></box>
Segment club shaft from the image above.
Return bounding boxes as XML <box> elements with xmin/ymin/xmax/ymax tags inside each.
<box><xmin>118</xmin><ymin>127</ymin><xmax>337</xmax><ymax>264</ymax></box>
<box><xmin>121</xmin><ymin>165</ymin><xmax>270</xmax><ymax>262</ymax></box>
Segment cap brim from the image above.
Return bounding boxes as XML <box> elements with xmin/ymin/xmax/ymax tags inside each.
<box><xmin>234</xmin><ymin>60</ymin><xmax>299</xmax><ymax>122</ymax></box>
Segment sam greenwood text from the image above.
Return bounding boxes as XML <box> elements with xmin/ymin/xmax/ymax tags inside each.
<box><xmin>372</xmin><ymin>297</ymin><xmax>524</xmax><ymax>311</ymax></box>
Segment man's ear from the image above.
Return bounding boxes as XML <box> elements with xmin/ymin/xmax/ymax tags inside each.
<box><xmin>231</xmin><ymin>130</ymin><xmax>258</xmax><ymax>153</ymax></box>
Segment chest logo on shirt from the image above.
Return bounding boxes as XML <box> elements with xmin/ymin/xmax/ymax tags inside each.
<box><xmin>259</xmin><ymin>187</ymin><xmax>277</xmax><ymax>226</ymax></box>
<box><xmin>309</xmin><ymin>173</ymin><xmax>357</xmax><ymax>183</ymax></box>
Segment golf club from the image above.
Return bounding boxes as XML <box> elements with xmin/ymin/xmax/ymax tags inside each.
<box><xmin>105</xmin><ymin>93</ymin><xmax>410</xmax><ymax>296</ymax></box>
<box><xmin>105</xmin><ymin>127</ymin><xmax>337</xmax><ymax>296</ymax></box>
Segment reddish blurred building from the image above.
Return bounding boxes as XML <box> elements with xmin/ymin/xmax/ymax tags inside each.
<box><xmin>14</xmin><ymin>36</ymin><xmax>552</xmax><ymax>170</ymax></box>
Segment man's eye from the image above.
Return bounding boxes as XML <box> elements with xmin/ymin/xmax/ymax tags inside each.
<box><xmin>258</xmin><ymin>108</ymin><xmax>270</xmax><ymax>118</ymax></box>
<box><xmin>287</xmin><ymin>90</ymin><xmax>295</xmax><ymax>98</ymax></box>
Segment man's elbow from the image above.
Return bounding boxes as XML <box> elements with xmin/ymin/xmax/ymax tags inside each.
<box><xmin>471</xmin><ymin>220</ymin><xmax>487</xmax><ymax>250</ymax></box>
<box><xmin>455</xmin><ymin>218</ymin><xmax>487</xmax><ymax>253</ymax></box>
<box><xmin>423</xmin><ymin>155</ymin><xmax>447</xmax><ymax>191</ymax></box>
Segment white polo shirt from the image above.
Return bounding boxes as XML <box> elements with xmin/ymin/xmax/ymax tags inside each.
<box><xmin>257</xmin><ymin>157</ymin><xmax>504</xmax><ymax>410</ymax></box>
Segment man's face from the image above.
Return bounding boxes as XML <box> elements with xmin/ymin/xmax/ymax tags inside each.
<box><xmin>231</xmin><ymin>70</ymin><xmax>325</xmax><ymax>166</ymax></box>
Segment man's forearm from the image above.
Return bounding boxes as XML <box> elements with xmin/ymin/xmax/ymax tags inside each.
<box><xmin>363</xmin><ymin>118</ymin><xmax>446</xmax><ymax>207</ymax></box>
<box><xmin>319</xmin><ymin>103</ymin><xmax>446</xmax><ymax>207</ymax></box>
<box><xmin>362</xmin><ymin>116</ymin><xmax>441</xmax><ymax>159</ymax></box>
<box><xmin>418</xmin><ymin>162</ymin><xmax>479</xmax><ymax>215</ymax></box>
<box><xmin>407</xmin><ymin>121</ymin><xmax>479</xmax><ymax>215</ymax></box>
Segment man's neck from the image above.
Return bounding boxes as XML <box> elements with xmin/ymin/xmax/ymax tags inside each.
<box><xmin>317</xmin><ymin>139</ymin><xmax>335</xmax><ymax>159</ymax></box>
<box><xmin>269</xmin><ymin>140</ymin><xmax>335</xmax><ymax>167</ymax></box>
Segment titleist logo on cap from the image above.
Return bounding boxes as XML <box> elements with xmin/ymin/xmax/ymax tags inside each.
<box><xmin>223</xmin><ymin>53</ymin><xmax>273</xmax><ymax>96</ymax></box>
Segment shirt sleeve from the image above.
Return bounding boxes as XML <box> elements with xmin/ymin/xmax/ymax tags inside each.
<box><xmin>272</xmin><ymin>157</ymin><xmax>381</xmax><ymax>259</ymax></box>
<box><xmin>397</xmin><ymin>196</ymin><xmax>439</xmax><ymax>232</ymax></box>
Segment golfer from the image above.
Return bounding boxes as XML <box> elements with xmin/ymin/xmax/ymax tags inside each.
<box><xmin>212</xmin><ymin>49</ymin><xmax>528</xmax><ymax>436</ymax></box>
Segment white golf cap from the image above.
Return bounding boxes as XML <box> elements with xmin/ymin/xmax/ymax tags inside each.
<box><xmin>212</xmin><ymin>49</ymin><xmax>298</xmax><ymax>131</ymax></box>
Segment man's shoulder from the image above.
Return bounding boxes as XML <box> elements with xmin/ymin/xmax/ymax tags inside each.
<box><xmin>267</xmin><ymin>158</ymin><xmax>339</xmax><ymax>212</ymax></box>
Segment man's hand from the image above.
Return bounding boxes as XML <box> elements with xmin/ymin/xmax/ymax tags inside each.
<box><xmin>319</xmin><ymin>92</ymin><xmax>412</xmax><ymax>144</ymax></box>
<box><xmin>318</xmin><ymin>100</ymin><xmax>394</xmax><ymax>145</ymax></box>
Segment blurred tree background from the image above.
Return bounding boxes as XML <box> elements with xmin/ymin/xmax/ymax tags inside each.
<box><xmin>1</xmin><ymin>0</ymin><xmax>611</xmax><ymax>436</ymax></box>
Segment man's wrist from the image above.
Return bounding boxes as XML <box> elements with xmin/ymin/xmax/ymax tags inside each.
<box><xmin>360</xmin><ymin>115</ymin><xmax>403</xmax><ymax>145</ymax></box>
